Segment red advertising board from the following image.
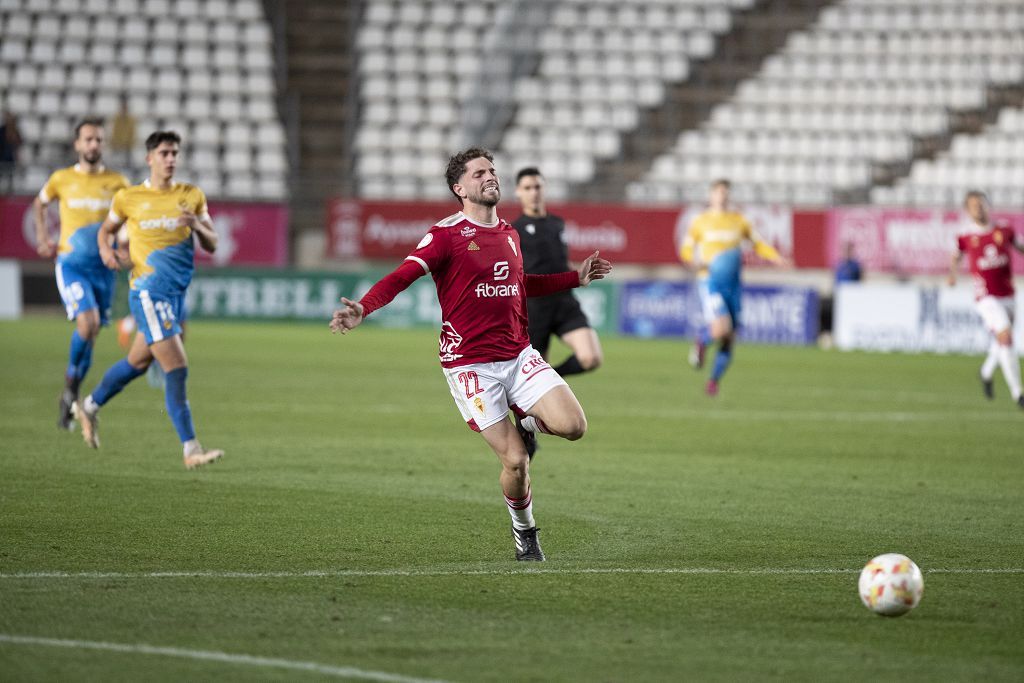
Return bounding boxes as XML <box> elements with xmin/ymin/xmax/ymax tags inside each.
<box><xmin>826</xmin><ymin>207</ymin><xmax>1024</xmax><ymax>274</ymax></box>
<box><xmin>327</xmin><ymin>198</ymin><xmax>800</xmax><ymax>266</ymax></box>
<box><xmin>0</xmin><ymin>195</ymin><xmax>289</xmax><ymax>266</ymax></box>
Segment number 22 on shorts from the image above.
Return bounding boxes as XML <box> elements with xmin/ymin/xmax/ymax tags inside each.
<box><xmin>457</xmin><ymin>370</ymin><xmax>482</xmax><ymax>399</ymax></box>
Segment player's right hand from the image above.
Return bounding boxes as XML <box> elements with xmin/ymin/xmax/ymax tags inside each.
<box><xmin>99</xmin><ymin>246</ymin><xmax>120</xmax><ymax>270</ymax></box>
<box><xmin>330</xmin><ymin>297</ymin><xmax>364</xmax><ymax>335</ymax></box>
<box><xmin>35</xmin><ymin>237</ymin><xmax>56</xmax><ymax>258</ymax></box>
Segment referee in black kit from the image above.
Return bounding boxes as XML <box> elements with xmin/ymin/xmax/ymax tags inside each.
<box><xmin>512</xmin><ymin>167</ymin><xmax>604</xmax><ymax>377</ymax></box>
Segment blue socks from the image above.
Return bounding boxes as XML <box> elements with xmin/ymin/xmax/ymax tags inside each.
<box><xmin>87</xmin><ymin>362</ymin><xmax>197</xmax><ymax>444</ymax></box>
<box><xmin>711</xmin><ymin>340</ymin><xmax>733</xmax><ymax>382</ymax></box>
<box><xmin>164</xmin><ymin>367</ymin><xmax>196</xmax><ymax>443</ymax></box>
<box><xmin>91</xmin><ymin>359</ymin><xmax>146</xmax><ymax>406</ymax></box>
<box><xmin>66</xmin><ymin>331</ymin><xmax>93</xmax><ymax>389</ymax></box>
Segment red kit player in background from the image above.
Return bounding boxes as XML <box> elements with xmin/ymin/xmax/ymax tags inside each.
<box><xmin>949</xmin><ymin>190</ymin><xmax>1024</xmax><ymax>408</ymax></box>
<box><xmin>330</xmin><ymin>148</ymin><xmax>612</xmax><ymax>561</ymax></box>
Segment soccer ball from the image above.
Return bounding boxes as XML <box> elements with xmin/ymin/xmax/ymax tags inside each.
<box><xmin>117</xmin><ymin>315</ymin><xmax>137</xmax><ymax>350</ymax></box>
<box><xmin>858</xmin><ymin>553</ymin><xmax>924</xmax><ymax>616</ymax></box>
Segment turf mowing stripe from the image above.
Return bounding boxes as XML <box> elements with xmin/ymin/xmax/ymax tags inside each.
<box><xmin>2</xmin><ymin>567</ymin><xmax>1022</xmax><ymax>579</ymax></box>
<box><xmin>0</xmin><ymin>634</ymin><xmax>451</xmax><ymax>682</ymax></box>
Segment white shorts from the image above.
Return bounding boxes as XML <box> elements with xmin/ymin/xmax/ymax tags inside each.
<box><xmin>442</xmin><ymin>345</ymin><xmax>568</xmax><ymax>432</ymax></box>
<box><xmin>976</xmin><ymin>296</ymin><xmax>1015</xmax><ymax>334</ymax></box>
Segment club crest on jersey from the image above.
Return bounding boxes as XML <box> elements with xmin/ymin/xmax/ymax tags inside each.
<box><xmin>525</xmin><ymin>223</ymin><xmax>536</xmax><ymax>235</ymax></box>
<box><xmin>468</xmin><ymin>241</ymin><xmax>480</xmax><ymax>251</ymax></box>
<box><xmin>439</xmin><ymin>324</ymin><xmax>464</xmax><ymax>362</ymax></box>
<box><xmin>994</xmin><ymin>231</ymin><xmax>1003</xmax><ymax>244</ymax></box>
<box><xmin>461</xmin><ymin>226</ymin><xmax>477</xmax><ymax>238</ymax></box>
<box><xmin>507</xmin><ymin>235</ymin><xmax>517</xmax><ymax>256</ymax></box>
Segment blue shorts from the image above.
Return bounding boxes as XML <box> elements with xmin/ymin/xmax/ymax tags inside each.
<box><xmin>55</xmin><ymin>262</ymin><xmax>114</xmax><ymax>325</ymax></box>
<box><xmin>698</xmin><ymin>279</ymin><xmax>741</xmax><ymax>327</ymax></box>
<box><xmin>129</xmin><ymin>289</ymin><xmax>185</xmax><ymax>345</ymax></box>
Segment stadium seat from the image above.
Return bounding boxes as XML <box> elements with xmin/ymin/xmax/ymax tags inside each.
<box><xmin>0</xmin><ymin>0</ymin><xmax>288</xmax><ymax>199</ymax></box>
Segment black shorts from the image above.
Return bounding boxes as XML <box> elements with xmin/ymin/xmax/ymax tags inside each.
<box><xmin>526</xmin><ymin>293</ymin><xmax>590</xmax><ymax>356</ymax></box>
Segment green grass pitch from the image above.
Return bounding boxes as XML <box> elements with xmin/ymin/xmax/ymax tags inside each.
<box><xmin>1</xmin><ymin>317</ymin><xmax>1022</xmax><ymax>681</ymax></box>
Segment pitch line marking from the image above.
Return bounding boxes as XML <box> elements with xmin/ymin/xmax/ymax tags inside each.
<box><xmin>1</xmin><ymin>567</ymin><xmax>1021</xmax><ymax>580</ymax></box>
<box><xmin>0</xmin><ymin>634</ymin><xmax>451</xmax><ymax>683</ymax></box>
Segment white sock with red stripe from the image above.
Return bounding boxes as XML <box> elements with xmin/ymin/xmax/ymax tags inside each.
<box><xmin>519</xmin><ymin>416</ymin><xmax>551</xmax><ymax>435</ymax></box>
<box><xmin>505</xmin><ymin>488</ymin><xmax>535</xmax><ymax>531</ymax></box>
<box><xmin>981</xmin><ymin>341</ymin><xmax>999</xmax><ymax>381</ymax></box>
<box><xmin>996</xmin><ymin>345</ymin><xmax>1022</xmax><ymax>399</ymax></box>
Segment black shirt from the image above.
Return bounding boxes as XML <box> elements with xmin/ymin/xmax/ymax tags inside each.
<box><xmin>511</xmin><ymin>213</ymin><xmax>570</xmax><ymax>275</ymax></box>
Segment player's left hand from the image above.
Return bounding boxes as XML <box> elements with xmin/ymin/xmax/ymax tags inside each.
<box><xmin>177</xmin><ymin>210</ymin><xmax>198</xmax><ymax>229</ymax></box>
<box><xmin>578</xmin><ymin>250</ymin><xmax>612</xmax><ymax>287</ymax></box>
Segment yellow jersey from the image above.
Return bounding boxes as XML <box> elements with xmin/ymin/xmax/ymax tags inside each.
<box><xmin>680</xmin><ymin>209</ymin><xmax>780</xmax><ymax>281</ymax></box>
<box><xmin>40</xmin><ymin>164</ymin><xmax>130</xmax><ymax>268</ymax></box>
<box><xmin>109</xmin><ymin>180</ymin><xmax>209</xmax><ymax>294</ymax></box>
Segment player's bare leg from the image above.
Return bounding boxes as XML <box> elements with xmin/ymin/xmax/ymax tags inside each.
<box><xmin>60</xmin><ymin>308</ymin><xmax>102</xmax><ymax>430</ymax></box>
<box><xmin>480</xmin><ymin>419</ymin><xmax>544</xmax><ymax>561</ymax></box>
<box><xmin>556</xmin><ymin>327</ymin><xmax>603</xmax><ymax>375</ymax></box>
<box><xmin>150</xmin><ymin>335</ymin><xmax>224</xmax><ymax>469</ymax></box>
<box><xmin>706</xmin><ymin>315</ymin><xmax>735</xmax><ymax>397</ymax></box>
<box><xmin>519</xmin><ymin>385</ymin><xmax>587</xmax><ymax>441</ymax></box>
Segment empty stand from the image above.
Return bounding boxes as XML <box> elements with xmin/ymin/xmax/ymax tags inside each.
<box><xmin>0</xmin><ymin>0</ymin><xmax>288</xmax><ymax>200</ymax></box>
<box><xmin>630</xmin><ymin>0</ymin><xmax>1024</xmax><ymax>205</ymax></box>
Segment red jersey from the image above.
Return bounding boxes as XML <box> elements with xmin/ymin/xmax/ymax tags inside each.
<box><xmin>956</xmin><ymin>224</ymin><xmax>1018</xmax><ymax>300</ymax></box>
<box><xmin>359</xmin><ymin>211</ymin><xmax>580</xmax><ymax>368</ymax></box>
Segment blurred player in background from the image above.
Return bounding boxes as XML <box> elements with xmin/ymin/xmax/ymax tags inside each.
<box><xmin>33</xmin><ymin>118</ymin><xmax>130</xmax><ymax>430</ymax></box>
<box><xmin>513</xmin><ymin>167</ymin><xmax>603</xmax><ymax>378</ymax></box>
<box><xmin>949</xmin><ymin>190</ymin><xmax>1024</xmax><ymax>408</ymax></box>
<box><xmin>74</xmin><ymin>131</ymin><xmax>225</xmax><ymax>469</ymax></box>
<box><xmin>330</xmin><ymin>148</ymin><xmax>611</xmax><ymax>561</ymax></box>
<box><xmin>680</xmin><ymin>179</ymin><xmax>787</xmax><ymax>396</ymax></box>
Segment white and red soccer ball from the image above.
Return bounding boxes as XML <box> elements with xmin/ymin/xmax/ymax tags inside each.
<box><xmin>858</xmin><ymin>553</ymin><xmax>924</xmax><ymax>616</ymax></box>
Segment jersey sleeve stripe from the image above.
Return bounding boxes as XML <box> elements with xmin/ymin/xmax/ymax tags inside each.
<box><xmin>435</xmin><ymin>212</ymin><xmax>464</xmax><ymax>227</ymax></box>
<box><xmin>405</xmin><ymin>256</ymin><xmax>429</xmax><ymax>273</ymax></box>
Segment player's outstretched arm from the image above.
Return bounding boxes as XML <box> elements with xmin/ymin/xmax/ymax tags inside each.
<box><xmin>330</xmin><ymin>297</ymin><xmax>365</xmax><ymax>335</ymax></box>
<box><xmin>578</xmin><ymin>250</ymin><xmax>612</xmax><ymax>287</ymax></box>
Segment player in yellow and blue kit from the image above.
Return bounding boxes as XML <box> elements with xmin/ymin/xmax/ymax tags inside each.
<box><xmin>73</xmin><ymin>131</ymin><xmax>224</xmax><ymax>469</ymax></box>
<box><xmin>33</xmin><ymin>118</ymin><xmax>130</xmax><ymax>430</ymax></box>
<box><xmin>680</xmin><ymin>179</ymin><xmax>788</xmax><ymax>396</ymax></box>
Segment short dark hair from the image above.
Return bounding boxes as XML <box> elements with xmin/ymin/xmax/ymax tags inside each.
<box><xmin>74</xmin><ymin>118</ymin><xmax>104</xmax><ymax>138</ymax></box>
<box><xmin>516</xmin><ymin>167</ymin><xmax>542</xmax><ymax>184</ymax></box>
<box><xmin>710</xmin><ymin>178</ymin><xmax>731</xmax><ymax>190</ymax></box>
<box><xmin>963</xmin><ymin>189</ymin><xmax>988</xmax><ymax>206</ymax></box>
<box><xmin>445</xmin><ymin>147</ymin><xmax>493</xmax><ymax>204</ymax></box>
<box><xmin>145</xmin><ymin>130</ymin><xmax>182</xmax><ymax>151</ymax></box>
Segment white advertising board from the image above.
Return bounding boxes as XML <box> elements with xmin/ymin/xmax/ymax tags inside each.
<box><xmin>834</xmin><ymin>283</ymin><xmax>1024</xmax><ymax>353</ymax></box>
<box><xmin>0</xmin><ymin>260</ymin><xmax>21</xmax><ymax>319</ymax></box>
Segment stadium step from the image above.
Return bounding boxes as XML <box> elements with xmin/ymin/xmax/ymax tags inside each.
<box><xmin>573</xmin><ymin>0</ymin><xmax>839</xmax><ymax>202</ymax></box>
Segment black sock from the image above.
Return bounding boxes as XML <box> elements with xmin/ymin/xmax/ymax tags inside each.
<box><xmin>65</xmin><ymin>375</ymin><xmax>81</xmax><ymax>395</ymax></box>
<box><xmin>554</xmin><ymin>355</ymin><xmax>586</xmax><ymax>377</ymax></box>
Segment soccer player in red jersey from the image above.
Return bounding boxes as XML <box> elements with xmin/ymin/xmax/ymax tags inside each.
<box><xmin>949</xmin><ymin>190</ymin><xmax>1024</xmax><ymax>408</ymax></box>
<box><xmin>330</xmin><ymin>148</ymin><xmax>612</xmax><ymax>561</ymax></box>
